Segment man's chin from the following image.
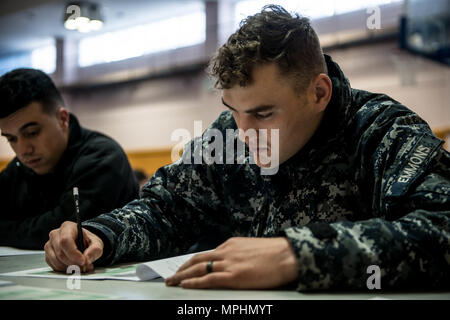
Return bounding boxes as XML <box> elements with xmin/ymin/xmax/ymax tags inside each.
<box><xmin>254</xmin><ymin>159</ymin><xmax>271</xmax><ymax>168</ymax></box>
<box><xmin>253</xmin><ymin>152</ymin><xmax>280</xmax><ymax>169</ymax></box>
<box><xmin>28</xmin><ymin>165</ymin><xmax>51</xmax><ymax>175</ymax></box>
<box><xmin>253</xmin><ymin>156</ymin><xmax>280</xmax><ymax>175</ymax></box>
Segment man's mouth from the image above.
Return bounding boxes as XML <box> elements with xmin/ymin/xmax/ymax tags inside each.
<box><xmin>249</xmin><ymin>146</ymin><xmax>269</xmax><ymax>154</ymax></box>
<box><xmin>24</xmin><ymin>158</ymin><xmax>42</xmax><ymax>168</ymax></box>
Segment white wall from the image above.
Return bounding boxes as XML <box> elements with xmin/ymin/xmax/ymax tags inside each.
<box><xmin>69</xmin><ymin>78</ymin><xmax>223</xmax><ymax>152</ymax></box>
<box><xmin>326</xmin><ymin>42</ymin><xmax>450</xmax><ymax>128</ymax></box>
<box><xmin>67</xmin><ymin>71</ymin><xmax>225</xmax><ymax>154</ymax></box>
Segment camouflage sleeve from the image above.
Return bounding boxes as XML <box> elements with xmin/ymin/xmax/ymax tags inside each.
<box><xmin>284</xmin><ymin>104</ymin><xmax>450</xmax><ymax>290</ymax></box>
<box><xmin>82</xmin><ymin>113</ymin><xmax>234</xmax><ymax>266</ymax></box>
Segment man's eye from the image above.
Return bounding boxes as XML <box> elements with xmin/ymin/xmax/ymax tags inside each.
<box><xmin>6</xmin><ymin>137</ymin><xmax>17</xmax><ymax>143</ymax></box>
<box><xmin>25</xmin><ymin>130</ymin><xmax>40</xmax><ymax>138</ymax></box>
<box><xmin>255</xmin><ymin>113</ymin><xmax>272</xmax><ymax>120</ymax></box>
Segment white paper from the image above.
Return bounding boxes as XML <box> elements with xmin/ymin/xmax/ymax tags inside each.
<box><xmin>0</xmin><ymin>246</ymin><xmax>44</xmax><ymax>256</ymax></box>
<box><xmin>0</xmin><ymin>250</ymin><xmax>211</xmax><ymax>281</ymax></box>
<box><xmin>136</xmin><ymin>251</ymin><xmax>206</xmax><ymax>280</ymax></box>
<box><xmin>0</xmin><ymin>280</ymin><xmax>14</xmax><ymax>287</ymax></box>
<box><xmin>0</xmin><ymin>284</ymin><xmax>120</xmax><ymax>300</ymax></box>
<box><xmin>0</xmin><ymin>264</ymin><xmax>142</xmax><ymax>281</ymax></box>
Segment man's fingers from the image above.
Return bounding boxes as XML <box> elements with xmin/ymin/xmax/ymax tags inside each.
<box><xmin>44</xmin><ymin>241</ymin><xmax>67</xmax><ymax>272</ymax></box>
<box><xmin>83</xmin><ymin>243</ymin><xmax>102</xmax><ymax>265</ymax></box>
<box><xmin>86</xmin><ymin>263</ymin><xmax>95</xmax><ymax>272</ymax></box>
<box><xmin>48</xmin><ymin>226</ymin><xmax>83</xmax><ymax>267</ymax></box>
<box><xmin>180</xmin><ymin>272</ymin><xmax>232</xmax><ymax>289</ymax></box>
<box><xmin>177</xmin><ymin>251</ymin><xmax>220</xmax><ymax>272</ymax></box>
<box><xmin>82</xmin><ymin>229</ymin><xmax>103</xmax><ymax>265</ymax></box>
<box><xmin>166</xmin><ymin>261</ymin><xmax>225</xmax><ymax>286</ymax></box>
<box><xmin>48</xmin><ymin>222</ymin><xmax>84</xmax><ymax>266</ymax></box>
<box><xmin>45</xmin><ymin>222</ymin><xmax>105</xmax><ymax>273</ymax></box>
<box><xmin>59</xmin><ymin>222</ymin><xmax>85</xmax><ymax>265</ymax></box>
<box><xmin>53</xmin><ymin>241</ymin><xmax>78</xmax><ymax>267</ymax></box>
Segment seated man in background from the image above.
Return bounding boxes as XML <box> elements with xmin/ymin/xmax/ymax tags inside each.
<box><xmin>45</xmin><ymin>5</ymin><xmax>449</xmax><ymax>291</ymax></box>
<box><xmin>0</xmin><ymin>68</ymin><xmax>139</xmax><ymax>249</ymax></box>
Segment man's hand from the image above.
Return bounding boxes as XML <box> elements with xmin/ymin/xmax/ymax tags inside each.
<box><xmin>165</xmin><ymin>237</ymin><xmax>298</xmax><ymax>289</ymax></box>
<box><xmin>44</xmin><ymin>221</ymin><xmax>104</xmax><ymax>273</ymax></box>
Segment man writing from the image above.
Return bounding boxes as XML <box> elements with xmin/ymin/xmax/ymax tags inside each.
<box><xmin>45</xmin><ymin>5</ymin><xmax>449</xmax><ymax>290</ymax></box>
<box><xmin>0</xmin><ymin>68</ymin><xmax>139</xmax><ymax>249</ymax></box>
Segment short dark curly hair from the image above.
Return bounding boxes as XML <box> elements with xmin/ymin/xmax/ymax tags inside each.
<box><xmin>0</xmin><ymin>68</ymin><xmax>65</xmax><ymax>118</ymax></box>
<box><xmin>209</xmin><ymin>4</ymin><xmax>327</xmax><ymax>92</ymax></box>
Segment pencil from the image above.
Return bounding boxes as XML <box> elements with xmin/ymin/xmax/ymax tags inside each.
<box><xmin>73</xmin><ymin>187</ymin><xmax>84</xmax><ymax>253</ymax></box>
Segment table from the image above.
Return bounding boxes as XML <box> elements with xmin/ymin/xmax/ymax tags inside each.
<box><xmin>1</xmin><ymin>253</ymin><xmax>449</xmax><ymax>300</ymax></box>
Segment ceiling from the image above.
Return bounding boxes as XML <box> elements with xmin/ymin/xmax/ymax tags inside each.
<box><xmin>0</xmin><ymin>0</ymin><xmax>206</xmax><ymax>57</ymax></box>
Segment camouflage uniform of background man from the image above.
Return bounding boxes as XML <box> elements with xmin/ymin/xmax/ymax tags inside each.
<box><xmin>45</xmin><ymin>5</ymin><xmax>449</xmax><ymax>291</ymax></box>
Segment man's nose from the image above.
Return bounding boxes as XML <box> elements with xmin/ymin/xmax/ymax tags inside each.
<box><xmin>237</xmin><ymin>117</ymin><xmax>259</xmax><ymax>147</ymax></box>
<box><xmin>237</xmin><ymin>120</ymin><xmax>249</xmax><ymax>144</ymax></box>
<box><xmin>17</xmin><ymin>139</ymin><xmax>34</xmax><ymax>157</ymax></box>
<box><xmin>237</xmin><ymin>115</ymin><xmax>251</xmax><ymax>139</ymax></box>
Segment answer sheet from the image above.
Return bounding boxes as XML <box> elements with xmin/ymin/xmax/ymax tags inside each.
<box><xmin>0</xmin><ymin>250</ymin><xmax>210</xmax><ymax>281</ymax></box>
<box><xmin>0</xmin><ymin>246</ymin><xmax>44</xmax><ymax>256</ymax></box>
<box><xmin>0</xmin><ymin>264</ymin><xmax>142</xmax><ymax>281</ymax></box>
<box><xmin>136</xmin><ymin>251</ymin><xmax>206</xmax><ymax>279</ymax></box>
<box><xmin>0</xmin><ymin>282</ymin><xmax>119</xmax><ymax>300</ymax></box>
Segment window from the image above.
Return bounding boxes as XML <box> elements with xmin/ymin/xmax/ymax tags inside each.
<box><xmin>78</xmin><ymin>11</ymin><xmax>206</xmax><ymax>67</ymax></box>
<box><xmin>31</xmin><ymin>45</ymin><xmax>56</xmax><ymax>74</ymax></box>
<box><xmin>0</xmin><ymin>44</ymin><xmax>56</xmax><ymax>75</ymax></box>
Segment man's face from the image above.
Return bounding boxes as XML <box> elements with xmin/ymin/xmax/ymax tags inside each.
<box><xmin>0</xmin><ymin>102</ymin><xmax>69</xmax><ymax>175</ymax></box>
<box><xmin>222</xmin><ymin>63</ymin><xmax>325</xmax><ymax>168</ymax></box>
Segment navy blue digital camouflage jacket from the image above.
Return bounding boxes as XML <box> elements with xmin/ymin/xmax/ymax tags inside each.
<box><xmin>84</xmin><ymin>55</ymin><xmax>450</xmax><ymax>290</ymax></box>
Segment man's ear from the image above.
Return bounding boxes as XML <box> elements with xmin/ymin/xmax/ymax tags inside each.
<box><xmin>56</xmin><ymin>107</ymin><xmax>70</xmax><ymax>129</ymax></box>
<box><xmin>311</xmin><ymin>74</ymin><xmax>332</xmax><ymax>113</ymax></box>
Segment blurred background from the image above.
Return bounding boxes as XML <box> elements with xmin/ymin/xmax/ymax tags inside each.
<box><xmin>0</xmin><ymin>0</ymin><xmax>449</xmax><ymax>176</ymax></box>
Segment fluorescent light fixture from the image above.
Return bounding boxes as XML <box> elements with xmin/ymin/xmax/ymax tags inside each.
<box><xmin>64</xmin><ymin>18</ymin><xmax>78</xmax><ymax>30</ymax></box>
<box><xmin>89</xmin><ymin>19</ymin><xmax>103</xmax><ymax>31</ymax></box>
<box><xmin>63</xmin><ymin>2</ymin><xmax>104</xmax><ymax>33</ymax></box>
<box><xmin>78</xmin><ymin>11</ymin><xmax>206</xmax><ymax>67</ymax></box>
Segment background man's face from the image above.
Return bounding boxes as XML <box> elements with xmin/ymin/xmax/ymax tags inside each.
<box><xmin>0</xmin><ymin>102</ymin><xmax>69</xmax><ymax>175</ymax></box>
<box><xmin>222</xmin><ymin>63</ymin><xmax>324</xmax><ymax>168</ymax></box>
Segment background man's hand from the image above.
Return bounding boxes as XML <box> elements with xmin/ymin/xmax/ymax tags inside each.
<box><xmin>44</xmin><ymin>221</ymin><xmax>104</xmax><ymax>272</ymax></box>
<box><xmin>165</xmin><ymin>237</ymin><xmax>298</xmax><ymax>289</ymax></box>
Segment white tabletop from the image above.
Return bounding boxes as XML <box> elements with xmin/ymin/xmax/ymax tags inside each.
<box><xmin>1</xmin><ymin>253</ymin><xmax>449</xmax><ymax>300</ymax></box>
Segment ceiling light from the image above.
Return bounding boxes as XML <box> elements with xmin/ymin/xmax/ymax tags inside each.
<box><xmin>64</xmin><ymin>18</ymin><xmax>78</xmax><ymax>30</ymax></box>
<box><xmin>63</xmin><ymin>2</ymin><xmax>104</xmax><ymax>33</ymax></box>
<box><xmin>89</xmin><ymin>19</ymin><xmax>103</xmax><ymax>31</ymax></box>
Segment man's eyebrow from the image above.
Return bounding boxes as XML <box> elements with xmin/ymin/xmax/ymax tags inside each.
<box><xmin>1</xmin><ymin>122</ymin><xmax>40</xmax><ymax>137</ymax></box>
<box><xmin>19</xmin><ymin>122</ymin><xmax>39</xmax><ymax>132</ymax></box>
<box><xmin>221</xmin><ymin>98</ymin><xmax>236</xmax><ymax>111</ymax></box>
<box><xmin>221</xmin><ymin>98</ymin><xmax>274</xmax><ymax>114</ymax></box>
